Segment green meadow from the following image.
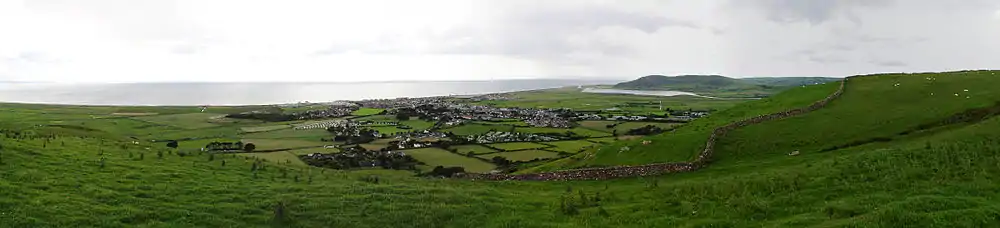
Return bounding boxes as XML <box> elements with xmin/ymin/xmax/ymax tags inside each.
<box><xmin>3</xmin><ymin>71</ymin><xmax>1000</xmax><ymax>227</ymax></box>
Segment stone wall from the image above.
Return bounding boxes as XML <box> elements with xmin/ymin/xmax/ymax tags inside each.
<box><xmin>458</xmin><ymin>78</ymin><xmax>848</xmax><ymax>181</ymax></box>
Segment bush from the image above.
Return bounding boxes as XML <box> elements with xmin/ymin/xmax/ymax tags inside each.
<box><xmin>243</xmin><ymin>143</ymin><xmax>256</xmax><ymax>152</ymax></box>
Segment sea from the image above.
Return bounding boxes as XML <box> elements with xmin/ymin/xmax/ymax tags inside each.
<box><xmin>0</xmin><ymin>79</ymin><xmax>632</xmax><ymax>106</ymax></box>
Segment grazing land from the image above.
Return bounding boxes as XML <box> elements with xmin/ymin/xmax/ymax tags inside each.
<box><xmin>241</xmin><ymin>128</ymin><xmax>331</xmax><ymax>139</ymax></box>
<box><xmin>477</xmin><ymin>150</ymin><xmax>561</xmax><ymax>162</ymax></box>
<box><xmin>5</xmin><ymin>71</ymin><xmax>1000</xmax><ymax>227</ymax></box>
<box><xmin>351</xmin><ymin>107</ymin><xmax>385</xmax><ymax>116</ymax></box>
<box><xmin>134</xmin><ymin>113</ymin><xmax>226</xmax><ymax>129</ymax></box>
<box><xmin>238</xmin><ymin>151</ymin><xmax>308</xmax><ymax>166</ymax></box>
<box><xmin>240</xmin><ymin>124</ymin><xmax>291</xmax><ymax>133</ymax></box>
<box><xmin>239</xmin><ymin>138</ymin><xmax>330</xmax><ymax>151</ymax></box>
<box><xmin>486</xmin><ymin>142</ymin><xmax>550</xmax><ymax>151</ymax></box>
<box><xmin>540</xmin><ymin>140</ymin><xmax>598</xmax><ymax>153</ymax></box>
<box><xmin>401</xmin><ymin>148</ymin><xmax>497</xmax><ymax>173</ymax></box>
<box><xmin>449</xmin><ymin>144</ymin><xmax>498</xmax><ymax>155</ymax></box>
<box><xmin>439</xmin><ymin>124</ymin><xmax>511</xmax><ymax>136</ymax></box>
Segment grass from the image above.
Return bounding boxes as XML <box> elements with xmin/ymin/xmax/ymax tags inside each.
<box><xmin>401</xmin><ymin>148</ymin><xmax>497</xmax><ymax>173</ymax></box>
<box><xmin>134</xmin><ymin>113</ymin><xmax>227</xmax><ymax>129</ymax></box>
<box><xmin>515</xmin><ymin>127</ymin><xmax>612</xmax><ymax>137</ymax></box>
<box><xmin>474</xmin><ymin>87</ymin><xmax>746</xmax><ymax>113</ymax></box>
<box><xmin>286</xmin><ymin>147</ymin><xmax>340</xmax><ymax>155</ymax></box>
<box><xmin>400</xmin><ymin>120</ymin><xmax>435</xmax><ymax>130</ymax></box>
<box><xmin>486</xmin><ymin>142</ymin><xmax>550</xmax><ymax>151</ymax></box>
<box><xmin>7</xmin><ymin>71</ymin><xmax>1000</xmax><ymax>227</ymax></box>
<box><xmin>564</xmin><ymin>81</ymin><xmax>843</xmax><ymax>168</ymax></box>
<box><xmin>240</xmin><ymin>124</ymin><xmax>291</xmax><ymax>133</ymax></box>
<box><xmin>241</xmin><ymin>128</ymin><xmax>331</xmax><ymax>140</ymax></box>
<box><xmin>370</xmin><ymin>126</ymin><xmax>413</xmax><ymax>136</ymax></box>
<box><xmin>439</xmin><ymin>124</ymin><xmax>511</xmax><ymax>136</ymax></box>
<box><xmin>540</xmin><ymin>140</ymin><xmax>598</xmax><ymax>153</ymax></box>
<box><xmin>715</xmin><ymin>72</ymin><xmax>1000</xmax><ymax>164</ymax></box>
<box><xmin>448</xmin><ymin>145</ymin><xmax>498</xmax><ymax>155</ymax></box>
<box><xmin>238</xmin><ymin>151</ymin><xmax>307</xmax><ymax>166</ymax></box>
<box><xmin>240</xmin><ymin>139</ymin><xmax>330</xmax><ymax>151</ymax></box>
<box><xmin>351</xmin><ymin>108</ymin><xmax>385</xmax><ymax>116</ymax></box>
<box><xmin>476</xmin><ymin>150</ymin><xmax>561</xmax><ymax>162</ymax></box>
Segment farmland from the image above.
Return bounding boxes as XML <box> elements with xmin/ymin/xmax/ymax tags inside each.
<box><xmin>477</xmin><ymin>150</ymin><xmax>561</xmax><ymax>162</ymax></box>
<box><xmin>486</xmin><ymin>142</ymin><xmax>550</xmax><ymax>151</ymax></box>
<box><xmin>134</xmin><ymin>113</ymin><xmax>227</xmax><ymax>129</ymax></box>
<box><xmin>448</xmin><ymin>145</ymin><xmax>497</xmax><ymax>155</ymax></box>
<box><xmin>540</xmin><ymin>140</ymin><xmax>598</xmax><ymax>153</ymax></box>
<box><xmin>351</xmin><ymin>108</ymin><xmax>385</xmax><ymax>116</ymax></box>
<box><xmin>5</xmin><ymin>71</ymin><xmax>1000</xmax><ymax>226</ymax></box>
<box><xmin>401</xmin><ymin>148</ymin><xmax>497</xmax><ymax>173</ymax></box>
<box><xmin>439</xmin><ymin>123</ymin><xmax>511</xmax><ymax>136</ymax></box>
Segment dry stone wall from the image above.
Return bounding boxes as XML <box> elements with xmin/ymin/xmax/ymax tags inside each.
<box><xmin>459</xmin><ymin>78</ymin><xmax>848</xmax><ymax>181</ymax></box>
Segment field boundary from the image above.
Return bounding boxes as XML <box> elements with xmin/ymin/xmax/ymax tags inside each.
<box><xmin>458</xmin><ymin>78</ymin><xmax>848</xmax><ymax>181</ymax></box>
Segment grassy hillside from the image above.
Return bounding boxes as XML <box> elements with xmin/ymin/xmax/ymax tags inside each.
<box><xmin>716</xmin><ymin>71</ymin><xmax>1000</xmax><ymax>165</ymax></box>
<box><xmin>528</xmin><ymin>81</ymin><xmax>841</xmax><ymax>171</ymax></box>
<box><xmin>4</xmin><ymin>70</ymin><xmax>1000</xmax><ymax>227</ymax></box>
<box><xmin>613</xmin><ymin>75</ymin><xmax>839</xmax><ymax>98</ymax></box>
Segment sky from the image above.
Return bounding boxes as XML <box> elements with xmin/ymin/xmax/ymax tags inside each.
<box><xmin>1</xmin><ymin>0</ymin><xmax>999</xmax><ymax>83</ymax></box>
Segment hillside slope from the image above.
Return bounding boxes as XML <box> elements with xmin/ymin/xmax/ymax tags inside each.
<box><xmin>612</xmin><ymin>75</ymin><xmax>839</xmax><ymax>98</ymax></box>
<box><xmin>4</xmin><ymin>70</ymin><xmax>1000</xmax><ymax>227</ymax></box>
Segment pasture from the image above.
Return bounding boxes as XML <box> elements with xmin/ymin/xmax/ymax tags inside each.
<box><xmin>449</xmin><ymin>144</ymin><xmax>498</xmax><ymax>155</ymax></box>
<box><xmin>486</xmin><ymin>142</ymin><xmax>550</xmax><ymax>151</ymax></box>
<box><xmin>237</xmin><ymin>151</ymin><xmax>307</xmax><ymax>166</ymax></box>
<box><xmin>515</xmin><ymin>127</ymin><xmax>611</xmax><ymax>137</ymax></box>
<box><xmin>134</xmin><ymin>113</ymin><xmax>225</xmax><ymax>129</ymax></box>
<box><xmin>401</xmin><ymin>148</ymin><xmax>497</xmax><ymax>173</ymax></box>
<box><xmin>439</xmin><ymin>124</ymin><xmax>510</xmax><ymax>136</ymax></box>
<box><xmin>241</xmin><ymin>128</ymin><xmax>331</xmax><ymax>140</ymax></box>
<box><xmin>239</xmin><ymin>138</ymin><xmax>330</xmax><ymax>151</ymax></box>
<box><xmin>477</xmin><ymin>150</ymin><xmax>561</xmax><ymax>162</ymax></box>
<box><xmin>240</xmin><ymin>124</ymin><xmax>291</xmax><ymax>133</ymax></box>
<box><xmin>540</xmin><ymin>140</ymin><xmax>597</xmax><ymax>153</ymax></box>
<box><xmin>351</xmin><ymin>108</ymin><xmax>386</xmax><ymax>116</ymax></box>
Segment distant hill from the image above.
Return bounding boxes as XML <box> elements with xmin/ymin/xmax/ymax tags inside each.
<box><xmin>612</xmin><ymin>75</ymin><xmax>840</xmax><ymax>98</ymax></box>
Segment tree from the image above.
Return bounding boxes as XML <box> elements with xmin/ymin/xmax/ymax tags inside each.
<box><xmin>491</xmin><ymin>156</ymin><xmax>511</xmax><ymax>166</ymax></box>
<box><xmin>166</xmin><ymin>140</ymin><xmax>179</xmax><ymax>149</ymax></box>
<box><xmin>243</xmin><ymin>143</ymin><xmax>256</xmax><ymax>152</ymax></box>
<box><xmin>396</xmin><ymin>112</ymin><xmax>411</xmax><ymax>121</ymax></box>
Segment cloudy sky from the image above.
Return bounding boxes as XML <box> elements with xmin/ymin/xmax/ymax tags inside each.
<box><xmin>1</xmin><ymin>0</ymin><xmax>999</xmax><ymax>82</ymax></box>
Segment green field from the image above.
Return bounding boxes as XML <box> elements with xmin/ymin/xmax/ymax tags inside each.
<box><xmin>238</xmin><ymin>151</ymin><xmax>307</xmax><ymax>166</ymax></box>
<box><xmin>370</xmin><ymin>126</ymin><xmax>412</xmax><ymax>136</ymax></box>
<box><xmin>351</xmin><ymin>108</ymin><xmax>385</xmax><ymax>116</ymax></box>
<box><xmin>540</xmin><ymin>140</ymin><xmax>598</xmax><ymax>153</ymax></box>
<box><xmin>401</xmin><ymin>148</ymin><xmax>497</xmax><ymax>173</ymax></box>
<box><xmin>477</xmin><ymin>150</ymin><xmax>561</xmax><ymax>162</ymax></box>
<box><xmin>515</xmin><ymin>127</ymin><xmax>611</xmax><ymax>137</ymax></box>
<box><xmin>449</xmin><ymin>144</ymin><xmax>498</xmax><ymax>155</ymax></box>
<box><xmin>240</xmin><ymin>138</ymin><xmax>330</xmax><ymax>151</ymax></box>
<box><xmin>286</xmin><ymin>147</ymin><xmax>340</xmax><ymax>155</ymax></box>
<box><xmin>9</xmin><ymin>71</ymin><xmax>1000</xmax><ymax>227</ymax></box>
<box><xmin>439</xmin><ymin>124</ymin><xmax>510</xmax><ymax>136</ymax></box>
<box><xmin>569</xmin><ymin>81</ymin><xmax>844</xmax><ymax>168</ymax></box>
<box><xmin>486</xmin><ymin>142</ymin><xmax>550</xmax><ymax>151</ymax></box>
<box><xmin>240</xmin><ymin>124</ymin><xmax>291</xmax><ymax>133</ymax></box>
<box><xmin>134</xmin><ymin>113</ymin><xmax>227</xmax><ymax>129</ymax></box>
<box><xmin>241</xmin><ymin>128</ymin><xmax>331</xmax><ymax>139</ymax></box>
<box><xmin>586</xmin><ymin>137</ymin><xmax>618</xmax><ymax>144</ymax></box>
<box><xmin>400</xmin><ymin>120</ymin><xmax>435</xmax><ymax>130</ymax></box>
<box><xmin>474</xmin><ymin>87</ymin><xmax>746</xmax><ymax>113</ymax></box>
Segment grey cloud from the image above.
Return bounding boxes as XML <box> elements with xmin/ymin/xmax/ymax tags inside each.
<box><xmin>5</xmin><ymin>52</ymin><xmax>59</xmax><ymax>64</ymax></box>
<box><xmin>734</xmin><ymin>0</ymin><xmax>893</xmax><ymax>24</ymax></box>
<box><xmin>428</xmin><ymin>5</ymin><xmax>702</xmax><ymax>62</ymax></box>
<box><xmin>872</xmin><ymin>60</ymin><xmax>908</xmax><ymax>67</ymax></box>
